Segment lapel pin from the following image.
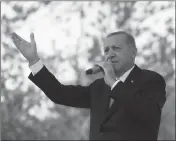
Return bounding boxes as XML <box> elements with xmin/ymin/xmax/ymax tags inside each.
<box><xmin>131</xmin><ymin>80</ymin><xmax>134</xmax><ymax>83</ymax></box>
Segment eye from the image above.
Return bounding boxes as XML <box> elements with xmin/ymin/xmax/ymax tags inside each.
<box><xmin>112</xmin><ymin>46</ymin><xmax>121</xmax><ymax>51</ymax></box>
<box><xmin>104</xmin><ymin>47</ymin><xmax>109</xmax><ymax>53</ymax></box>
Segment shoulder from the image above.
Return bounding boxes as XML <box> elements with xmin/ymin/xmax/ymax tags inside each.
<box><xmin>89</xmin><ymin>78</ymin><xmax>104</xmax><ymax>88</ymax></box>
<box><xmin>140</xmin><ymin>67</ymin><xmax>166</xmax><ymax>85</ymax></box>
<box><xmin>91</xmin><ymin>78</ymin><xmax>104</xmax><ymax>85</ymax></box>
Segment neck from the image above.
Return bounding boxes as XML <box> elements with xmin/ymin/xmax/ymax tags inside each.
<box><xmin>114</xmin><ymin>63</ymin><xmax>134</xmax><ymax>78</ymax></box>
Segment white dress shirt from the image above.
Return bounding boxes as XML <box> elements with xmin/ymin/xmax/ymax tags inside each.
<box><xmin>29</xmin><ymin>60</ymin><xmax>135</xmax><ymax>108</ymax></box>
<box><xmin>108</xmin><ymin>65</ymin><xmax>135</xmax><ymax>108</ymax></box>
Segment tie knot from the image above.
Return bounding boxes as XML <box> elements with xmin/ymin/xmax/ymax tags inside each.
<box><xmin>109</xmin><ymin>80</ymin><xmax>124</xmax><ymax>99</ymax></box>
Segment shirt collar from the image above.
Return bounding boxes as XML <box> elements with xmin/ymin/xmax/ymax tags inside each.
<box><xmin>116</xmin><ymin>65</ymin><xmax>135</xmax><ymax>82</ymax></box>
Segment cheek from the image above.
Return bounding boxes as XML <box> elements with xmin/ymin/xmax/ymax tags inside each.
<box><xmin>117</xmin><ymin>52</ymin><xmax>127</xmax><ymax>61</ymax></box>
<box><xmin>117</xmin><ymin>52</ymin><xmax>131</xmax><ymax>63</ymax></box>
<box><xmin>104</xmin><ymin>56</ymin><xmax>108</xmax><ymax>61</ymax></box>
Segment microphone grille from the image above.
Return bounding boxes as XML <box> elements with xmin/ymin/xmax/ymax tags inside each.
<box><xmin>86</xmin><ymin>69</ymin><xmax>93</xmax><ymax>75</ymax></box>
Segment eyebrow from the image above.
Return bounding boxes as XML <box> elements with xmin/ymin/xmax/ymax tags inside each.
<box><xmin>104</xmin><ymin>45</ymin><xmax>121</xmax><ymax>49</ymax></box>
<box><xmin>112</xmin><ymin>45</ymin><xmax>121</xmax><ymax>48</ymax></box>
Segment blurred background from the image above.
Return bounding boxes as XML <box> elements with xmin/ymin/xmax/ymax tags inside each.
<box><xmin>1</xmin><ymin>1</ymin><xmax>175</xmax><ymax>140</ymax></box>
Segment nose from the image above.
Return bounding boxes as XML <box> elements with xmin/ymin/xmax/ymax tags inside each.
<box><xmin>107</xmin><ymin>48</ymin><xmax>116</xmax><ymax>58</ymax></box>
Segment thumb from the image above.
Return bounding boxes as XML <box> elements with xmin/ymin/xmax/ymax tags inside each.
<box><xmin>30</xmin><ymin>32</ymin><xmax>36</xmax><ymax>46</ymax></box>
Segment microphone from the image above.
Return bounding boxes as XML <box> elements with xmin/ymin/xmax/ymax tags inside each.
<box><xmin>86</xmin><ymin>65</ymin><xmax>103</xmax><ymax>75</ymax></box>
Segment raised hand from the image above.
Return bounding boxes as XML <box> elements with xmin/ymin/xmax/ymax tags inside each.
<box><xmin>11</xmin><ymin>32</ymin><xmax>39</xmax><ymax>66</ymax></box>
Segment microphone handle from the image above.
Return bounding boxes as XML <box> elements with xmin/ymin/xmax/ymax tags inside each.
<box><xmin>86</xmin><ymin>69</ymin><xmax>93</xmax><ymax>75</ymax></box>
<box><xmin>86</xmin><ymin>65</ymin><xmax>103</xmax><ymax>75</ymax></box>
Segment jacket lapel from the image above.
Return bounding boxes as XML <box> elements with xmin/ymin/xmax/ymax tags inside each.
<box><xmin>101</xmin><ymin>65</ymin><xmax>143</xmax><ymax>125</ymax></box>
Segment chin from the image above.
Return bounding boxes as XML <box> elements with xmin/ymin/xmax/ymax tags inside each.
<box><xmin>113</xmin><ymin>64</ymin><xmax>122</xmax><ymax>71</ymax></box>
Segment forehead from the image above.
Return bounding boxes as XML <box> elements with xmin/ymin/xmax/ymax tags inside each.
<box><xmin>104</xmin><ymin>34</ymin><xmax>127</xmax><ymax>48</ymax></box>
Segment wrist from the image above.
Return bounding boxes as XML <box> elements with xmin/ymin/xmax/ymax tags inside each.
<box><xmin>110</xmin><ymin>79</ymin><xmax>116</xmax><ymax>87</ymax></box>
<box><xmin>28</xmin><ymin>57</ymin><xmax>40</xmax><ymax>66</ymax></box>
<box><xmin>106</xmin><ymin>77</ymin><xmax>116</xmax><ymax>87</ymax></box>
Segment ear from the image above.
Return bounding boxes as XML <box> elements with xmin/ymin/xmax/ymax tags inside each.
<box><xmin>132</xmin><ymin>48</ymin><xmax>137</xmax><ymax>59</ymax></box>
<box><xmin>129</xmin><ymin>44</ymin><xmax>137</xmax><ymax>59</ymax></box>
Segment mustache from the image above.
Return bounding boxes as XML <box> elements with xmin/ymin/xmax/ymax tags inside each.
<box><xmin>106</xmin><ymin>56</ymin><xmax>118</xmax><ymax>62</ymax></box>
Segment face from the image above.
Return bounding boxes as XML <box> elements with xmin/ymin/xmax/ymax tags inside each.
<box><xmin>103</xmin><ymin>34</ymin><xmax>136</xmax><ymax>74</ymax></box>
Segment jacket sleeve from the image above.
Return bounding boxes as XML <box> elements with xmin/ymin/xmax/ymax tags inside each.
<box><xmin>28</xmin><ymin>66</ymin><xmax>91</xmax><ymax>109</ymax></box>
<box><xmin>110</xmin><ymin>74</ymin><xmax>166</xmax><ymax>126</ymax></box>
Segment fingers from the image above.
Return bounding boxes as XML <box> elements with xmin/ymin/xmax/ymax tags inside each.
<box><xmin>11</xmin><ymin>33</ymin><xmax>22</xmax><ymax>49</ymax></box>
<box><xmin>11</xmin><ymin>32</ymin><xmax>29</xmax><ymax>48</ymax></box>
<box><xmin>11</xmin><ymin>32</ymin><xmax>23</xmax><ymax>41</ymax></box>
<box><xmin>95</xmin><ymin>61</ymin><xmax>109</xmax><ymax>68</ymax></box>
<box><xmin>95</xmin><ymin>61</ymin><xmax>113</xmax><ymax>74</ymax></box>
<box><xmin>30</xmin><ymin>32</ymin><xmax>36</xmax><ymax>46</ymax></box>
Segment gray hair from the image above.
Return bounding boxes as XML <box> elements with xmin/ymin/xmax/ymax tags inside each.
<box><xmin>107</xmin><ymin>31</ymin><xmax>137</xmax><ymax>49</ymax></box>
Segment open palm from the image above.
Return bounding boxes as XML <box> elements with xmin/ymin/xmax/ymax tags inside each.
<box><xmin>11</xmin><ymin>32</ymin><xmax>39</xmax><ymax>65</ymax></box>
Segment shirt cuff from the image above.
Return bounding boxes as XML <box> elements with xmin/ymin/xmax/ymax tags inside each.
<box><xmin>29</xmin><ymin>59</ymin><xmax>44</xmax><ymax>76</ymax></box>
<box><xmin>111</xmin><ymin>78</ymin><xmax>120</xmax><ymax>90</ymax></box>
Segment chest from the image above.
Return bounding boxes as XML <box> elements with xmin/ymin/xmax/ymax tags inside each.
<box><xmin>90</xmin><ymin>83</ymin><xmax>123</xmax><ymax>125</ymax></box>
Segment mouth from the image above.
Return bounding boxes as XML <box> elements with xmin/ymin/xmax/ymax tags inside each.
<box><xmin>108</xmin><ymin>59</ymin><xmax>118</xmax><ymax>64</ymax></box>
<box><xmin>111</xmin><ymin>61</ymin><xmax>118</xmax><ymax>64</ymax></box>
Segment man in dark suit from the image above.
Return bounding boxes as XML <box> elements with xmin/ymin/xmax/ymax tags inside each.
<box><xmin>11</xmin><ymin>31</ymin><xmax>166</xmax><ymax>140</ymax></box>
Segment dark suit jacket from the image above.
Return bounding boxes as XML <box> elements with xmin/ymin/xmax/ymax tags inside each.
<box><xmin>28</xmin><ymin>65</ymin><xmax>166</xmax><ymax>140</ymax></box>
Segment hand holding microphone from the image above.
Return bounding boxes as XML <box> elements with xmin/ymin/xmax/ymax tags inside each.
<box><xmin>86</xmin><ymin>65</ymin><xmax>104</xmax><ymax>75</ymax></box>
<box><xmin>86</xmin><ymin>60</ymin><xmax>117</xmax><ymax>87</ymax></box>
